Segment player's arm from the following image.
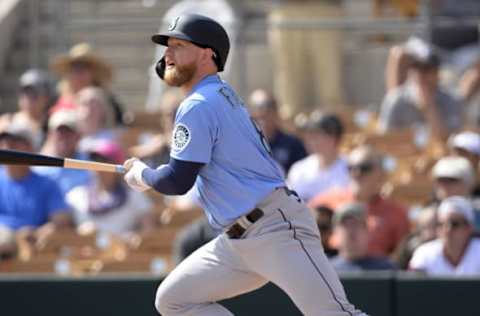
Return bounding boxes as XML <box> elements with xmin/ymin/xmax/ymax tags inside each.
<box><xmin>124</xmin><ymin>157</ymin><xmax>204</xmax><ymax>195</ymax></box>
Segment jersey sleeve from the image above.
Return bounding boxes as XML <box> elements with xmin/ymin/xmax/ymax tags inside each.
<box><xmin>170</xmin><ymin>100</ymin><xmax>217</xmax><ymax>164</ymax></box>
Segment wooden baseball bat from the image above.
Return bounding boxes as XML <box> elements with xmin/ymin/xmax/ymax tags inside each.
<box><xmin>0</xmin><ymin>149</ymin><xmax>126</xmax><ymax>173</ymax></box>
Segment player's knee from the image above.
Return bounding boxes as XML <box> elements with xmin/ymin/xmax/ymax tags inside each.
<box><xmin>155</xmin><ymin>283</ymin><xmax>181</xmax><ymax>316</ymax></box>
<box><xmin>154</xmin><ymin>285</ymin><xmax>169</xmax><ymax>315</ymax></box>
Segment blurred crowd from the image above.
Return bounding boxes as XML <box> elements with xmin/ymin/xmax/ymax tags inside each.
<box><xmin>1</xmin><ymin>0</ymin><xmax>480</xmax><ymax>277</ymax></box>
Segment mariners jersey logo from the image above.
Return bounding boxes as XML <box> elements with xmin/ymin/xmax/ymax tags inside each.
<box><xmin>172</xmin><ymin>123</ymin><xmax>191</xmax><ymax>152</ymax></box>
<box><xmin>168</xmin><ymin>17</ymin><xmax>180</xmax><ymax>31</ymax></box>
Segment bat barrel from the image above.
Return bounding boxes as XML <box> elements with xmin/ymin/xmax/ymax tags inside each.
<box><xmin>0</xmin><ymin>149</ymin><xmax>63</xmax><ymax>166</ymax></box>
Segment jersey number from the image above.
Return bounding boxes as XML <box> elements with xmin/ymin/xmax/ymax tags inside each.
<box><xmin>219</xmin><ymin>86</ymin><xmax>272</xmax><ymax>155</ymax></box>
<box><xmin>250</xmin><ymin>118</ymin><xmax>272</xmax><ymax>155</ymax></box>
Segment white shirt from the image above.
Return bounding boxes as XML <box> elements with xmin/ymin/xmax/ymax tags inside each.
<box><xmin>66</xmin><ymin>186</ymin><xmax>153</xmax><ymax>235</ymax></box>
<box><xmin>409</xmin><ymin>238</ymin><xmax>480</xmax><ymax>276</ymax></box>
<box><xmin>286</xmin><ymin>155</ymin><xmax>350</xmax><ymax>202</ymax></box>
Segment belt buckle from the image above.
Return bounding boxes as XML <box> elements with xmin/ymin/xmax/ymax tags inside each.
<box><xmin>226</xmin><ymin>208</ymin><xmax>264</xmax><ymax>239</ymax></box>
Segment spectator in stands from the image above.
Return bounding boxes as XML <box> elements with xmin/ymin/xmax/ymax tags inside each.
<box><xmin>0</xmin><ymin>69</ymin><xmax>54</xmax><ymax>149</ymax></box>
<box><xmin>66</xmin><ymin>140</ymin><xmax>155</xmax><ymax>238</ymax></box>
<box><xmin>0</xmin><ymin>121</ymin><xmax>72</xmax><ymax>241</ymax></box>
<box><xmin>287</xmin><ymin>111</ymin><xmax>349</xmax><ymax>202</ymax></box>
<box><xmin>430</xmin><ymin>155</ymin><xmax>480</xmax><ymax>231</ymax></box>
<box><xmin>172</xmin><ymin>217</ymin><xmax>219</xmax><ymax>265</ymax></box>
<box><xmin>34</xmin><ymin>110</ymin><xmax>92</xmax><ymax>195</ymax></box>
<box><xmin>50</xmin><ymin>42</ymin><xmax>124</xmax><ymax>125</ymax></box>
<box><xmin>330</xmin><ymin>202</ymin><xmax>396</xmax><ymax>272</ymax></box>
<box><xmin>409</xmin><ymin>196</ymin><xmax>480</xmax><ymax>275</ymax></box>
<box><xmin>75</xmin><ymin>86</ymin><xmax>119</xmax><ymax>151</ymax></box>
<box><xmin>248</xmin><ymin>89</ymin><xmax>307</xmax><ymax>173</ymax></box>
<box><xmin>378</xmin><ymin>37</ymin><xmax>463</xmax><ymax>141</ymax></box>
<box><xmin>431</xmin><ymin>156</ymin><xmax>475</xmax><ymax>202</ymax></box>
<box><xmin>0</xmin><ymin>225</ymin><xmax>17</xmax><ymax>260</ymax></box>
<box><xmin>312</xmin><ymin>205</ymin><xmax>338</xmax><ymax>258</ymax></box>
<box><xmin>424</xmin><ymin>0</ymin><xmax>480</xmax><ymax>114</ymax></box>
<box><xmin>309</xmin><ymin>144</ymin><xmax>410</xmax><ymax>257</ymax></box>
<box><xmin>447</xmin><ymin>131</ymin><xmax>480</xmax><ymax>196</ymax></box>
<box><xmin>393</xmin><ymin>205</ymin><xmax>438</xmax><ymax>269</ymax></box>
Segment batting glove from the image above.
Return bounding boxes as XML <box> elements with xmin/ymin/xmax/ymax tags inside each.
<box><xmin>123</xmin><ymin>158</ymin><xmax>151</xmax><ymax>192</ymax></box>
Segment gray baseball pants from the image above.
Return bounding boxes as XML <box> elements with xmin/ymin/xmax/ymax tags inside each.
<box><xmin>155</xmin><ymin>188</ymin><xmax>366</xmax><ymax>316</ymax></box>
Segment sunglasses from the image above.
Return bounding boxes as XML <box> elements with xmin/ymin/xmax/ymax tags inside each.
<box><xmin>436</xmin><ymin>177</ymin><xmax>461</xmax><ymax>184</ymax></box>
<box><xmin>439</xmin><ymin>219</ymin><xmax>469</xmax><ymax>230</ymax></box>
<box><xmin>348</xmin><ymin>162</ymin><xmax>375</xmax><ymax>175</ymax></box>
<box><xmin>19</xmin><ymin>87</ymin><xmax>41</xmax><ymax>99</ymax></box>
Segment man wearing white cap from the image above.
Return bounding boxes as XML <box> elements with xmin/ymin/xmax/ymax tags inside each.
<box><xmin>35</xmin><ymin>110</ymin><xmax>92</xmax><ymax>195</ymax></box>
<box><xmin>448</xmin><ymin>131</ymin><xmax>480</xmax><ymax>196</ymax></box>
<box><xmin>431</xmin><ymin>156</ymin><xmax>476</xmax><ymax>201</ymax></box>
<box><xmin>409</xmin><ymin>196</ymin><xmax>480</xmax><ymax>275</ymax></box>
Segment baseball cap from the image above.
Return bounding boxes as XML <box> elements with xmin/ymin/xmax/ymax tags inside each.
<box><xmin>431</xmin><ymin>156</ymin><xmax>475</xmax><ymax>185</ymax></box>
<box><xmin>304</xmin><ymin>111</ymin><xmax>344</xmax><ymax>138</ymax></box>
<box><xmin>88</xmin><ymin>141</ymin><xmax>125</xmax><ymax>164</ymax></box>
<box><xmin>438</xmin><ymin>196</ymin><xmax>475</xmax><ymax>225</ymax></box>
<box><xmin>18</xmin><ymin>69</ymin><xmax>52</xmax><ymax>96</ymax></box>
<box><xmin>249</xmin><ymin>89</ymin><xmax>278</xmax><ymax>112</ymax></box>
<box><xmin>0</xmin><ymin>121</ymin><xmax>36</xmax><ymax>146</ymax></box>
<box><xmin>48</xmin><ymin>110</ymin><xmax>79</xmax><ymax>131</ymax></box>
<box><xmin>404</xmin><ymin>37</ymin><xmax>440</xmax><ymax>69</ymax></box>
<box><xmin>448</xmin><ymin>131</ymin><xmax>480</xmax><ymax>156</ymax></box>
<box><xmin>333</xmin><ymin>202</ymin><xmax>367</xmax><ymax>225</ymax></box>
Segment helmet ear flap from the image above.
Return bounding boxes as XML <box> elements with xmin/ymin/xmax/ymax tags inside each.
<box><xmin>155</xmin><ymin>56</ymin><xmax>166</xmax><ymax>79</ymax></box>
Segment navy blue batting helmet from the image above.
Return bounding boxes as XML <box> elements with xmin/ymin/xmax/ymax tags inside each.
<box><xmin>152</xmin><ymin>14</ymin><xmax>230</xmax><ymax>78</ymax></box>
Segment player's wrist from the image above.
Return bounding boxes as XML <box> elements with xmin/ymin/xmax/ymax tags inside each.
<box><xmin>133</xmin><ymin>160</ymin><xmax>150</xmax><ymax>188</ymax></box>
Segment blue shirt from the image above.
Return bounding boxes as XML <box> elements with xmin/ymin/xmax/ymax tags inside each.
<box><xmin>0</xmin><ymin>168</ymin><xmax>70</xmax><ymax>229</ymax></box>
<box><xmin>269</xmin><ymin>130</ymin><xmax>307</xmax><ymax>173</ymax></box>
<box><xmin>170</xmin><ymin>75</ymin><xmax>284</xmax><ymax>229</ymax></box>
<box><xmin>33</xmin><ymin>152</ymin><xmax>92</xmax><ymax>195</ymax></box>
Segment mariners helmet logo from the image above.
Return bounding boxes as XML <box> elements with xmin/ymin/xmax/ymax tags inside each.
<box><xmin>168</xmin><ymin>17</ymin><xmax>180</xmax><ymax>31</ymax></box>
<box><xmin>172</xmin><ymin>123</ymin><xmax>191</xmax><ymax>152</ymax></box>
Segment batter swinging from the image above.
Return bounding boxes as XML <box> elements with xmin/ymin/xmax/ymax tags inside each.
<box><xmin>124</xmin><ymin>13</ymin><xmax>366</xmax><ymax>316</ymax></box>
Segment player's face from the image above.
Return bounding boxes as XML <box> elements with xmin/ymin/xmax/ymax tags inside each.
<box><xmin>164</xmin><ymin>38</ymin><xmax>200</xmax><ymax>87</ymax></box>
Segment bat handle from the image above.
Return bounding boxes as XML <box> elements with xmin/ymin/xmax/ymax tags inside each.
<box><xmin>115</xmin><ymin>165</ymin><xmax>126</xmax><ymax>174</ymax></box>
<box><xmin>64</xmin><ymin>158</ymin><xmax>126</xmax><ymax>174</ymax></box>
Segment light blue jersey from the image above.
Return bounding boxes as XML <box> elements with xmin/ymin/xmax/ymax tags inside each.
<box><xmin>170</xmin><ymin>75</ymin><xmax>284</xmax><ymax>230</ymax></box>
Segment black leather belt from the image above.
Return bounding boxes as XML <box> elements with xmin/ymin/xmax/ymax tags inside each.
<box><xmin>226</xmin><ymin>208</ymin><xmax>264</xmax><ymax>239</ymax></box>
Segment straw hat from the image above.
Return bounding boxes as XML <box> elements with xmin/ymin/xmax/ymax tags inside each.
<box><xmin>51</xmin><ymin>43</ymin><xmax>113</xmax><ymax>85</ymax></box>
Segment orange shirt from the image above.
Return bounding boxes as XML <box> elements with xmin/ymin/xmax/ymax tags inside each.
<box><xmin>308</xmin><ymin>187</ymin><xmax>410</xmax><ymax>256</ymax></box>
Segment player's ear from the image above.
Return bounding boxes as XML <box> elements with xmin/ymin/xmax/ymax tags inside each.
<box><xmin>200</xmin><ymin>48</ymin><xmax>216</xmax><ymax>68</ymax></box>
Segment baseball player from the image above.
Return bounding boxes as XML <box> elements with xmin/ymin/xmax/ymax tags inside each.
<box><xmin>124</xmin><ymin>13</ymin><xmax>366</xmax><ymax>316</ymax></box>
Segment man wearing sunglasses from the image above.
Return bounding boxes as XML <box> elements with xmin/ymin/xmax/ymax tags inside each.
<box><xmin>308</xmin><ymin>145</ymin><xmax>410</xmax><ymax>257</ymax></box>
<box><xmin>409</xmin><ymin>196</ymin><xmax>480</xmax><ymax>275</ymax></box>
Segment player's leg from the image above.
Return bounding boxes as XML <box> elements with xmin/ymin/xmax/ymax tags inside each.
<box><xmin>230</xmin><ymin>191</ymin><xmax>366</xmax><ymax>316</ymax></box>
<box><xmin>155</xmin><ymin>234</ymin><xmax>267</xmax><ymax>316</ymax></box>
